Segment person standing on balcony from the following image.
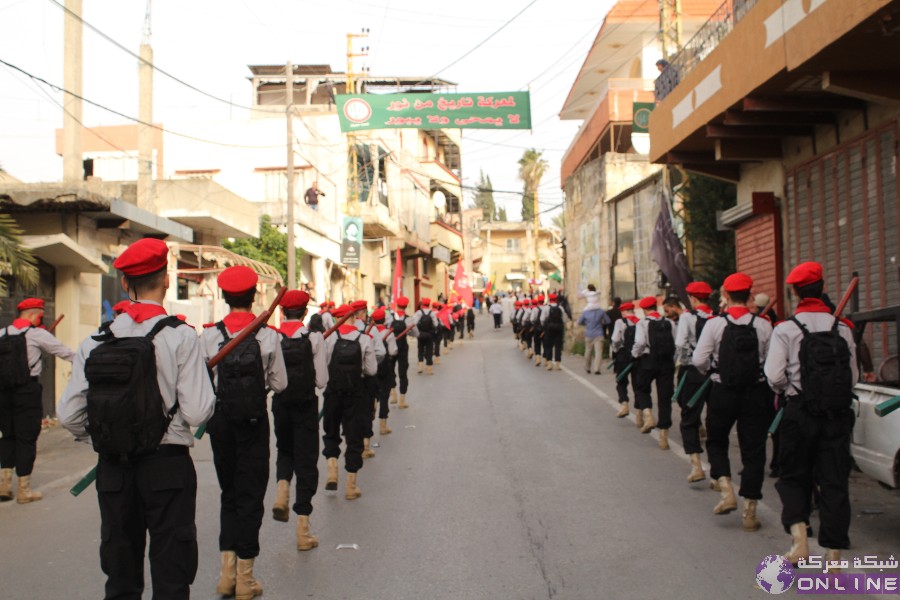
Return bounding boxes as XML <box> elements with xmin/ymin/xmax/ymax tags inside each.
<box><xmin>305</xmin><ymin>181</ymin><xmax>324</xmax><ymax>212</ymax></box>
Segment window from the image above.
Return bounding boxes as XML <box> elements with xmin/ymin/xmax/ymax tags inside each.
<box><xmin>263</xmin><ymin>170</ymin><xmax>287</xmax><ymax>202</ymax></box>
<box><xmin>506</xmin><ymin>238</ymin><xmax>520</xmax><ymax>252</ymax></box>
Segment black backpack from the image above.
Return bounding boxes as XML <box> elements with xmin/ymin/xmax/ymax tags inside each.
<box><xmin>648</xmin><ymin>319</ymin><xmax>675</xmax><ymax>361</ymax></box>
<box><xmin>693</xmin><ymin>310</ymin><xmax>709</xmax><ymax>342</ymax></box>
<box><xmin>390</xmin><ymin>317</ymin><xmax>408</xmax><ymax>346</ymax></box>
<box><xmin>544</xmin><ymin>306</ymin><xmax>564</xmax><ymax>334</ymax></box>
<box><xmin>329</xmin><ymin>333</ymin><xmax>362</xmax><ymax>392</ymax></box>
<box><xmin>623</xmin><ymin>322</ymin><xmax>637</xmax><ymax>356</ymax></box>
<box><xmin>84</xmin><ymin>316</ymin><xmax>183</xmax><ymax>459</ymax></box>
<box><xmin>0</xmin><ymin>326</ymin><xmax>34</xmax><ymax>389</ymax></box>
<box><xmin>277</xmin><ymin>331</ymin><xmax>316</xmax><ymax>399</ymax></box>
<box><xmin>215</xmin><ymin>322</ymin><xmax>267</xmax><ymax>423</ymax></box>
<box><xmin>417</xmin><ymin>311</ymin><xmax>435</xmax><ymax>335</ymax></box>
<box><xmin>308</xmin><ymin>312</ymin><xmax>325</xmax><ymax>334</ymax></box>
<box><xmin>791</xmin><ymin>317</ymin><xmax>854</xmax><ymax>414</ymax></box>
<box><xmin>718</xmin><ymin>315</ymin><xmax>760</xmax><ymax>387</ymax></box>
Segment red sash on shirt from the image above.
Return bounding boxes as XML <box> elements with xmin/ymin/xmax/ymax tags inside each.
<box><xmin>124</xmin><ymin>303</ymin><xmax>167</xmax><ymax>323</ymax></box>
<box><xmin>280</xmin><ymin>321</ymin><xmax>304</xmax><ymax>337</ymax></box>
<box><xmin>222</xmin><ymin>312</ymin><xmax>256</xmax><ymax>334</ymax></box>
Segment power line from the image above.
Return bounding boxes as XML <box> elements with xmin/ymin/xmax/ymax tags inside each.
<box><xmin>0</xmin><ymin>58</ymin><xmax>284</xmax><ymax>150</ymax></box>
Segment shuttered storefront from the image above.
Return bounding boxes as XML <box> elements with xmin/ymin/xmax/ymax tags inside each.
<box><xmin>784</xmin><ymin>121</ymin><xmax>899</xmax><ymax>371</ymax></box>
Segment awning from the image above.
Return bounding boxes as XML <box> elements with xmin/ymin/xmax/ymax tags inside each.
<box><xmin>21</xmin><ymin>234</ymin><xmax>108</xmax><ymax>274</ymax></box>
<box><xmin>505</xmin><ymin>272</ymin><xmax>526</xmax><ymax>281</ymax></box>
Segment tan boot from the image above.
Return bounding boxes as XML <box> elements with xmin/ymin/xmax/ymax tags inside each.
<box><xmin>235</xmin><ymin>557</ymin><xmax>263</xmax><ymax>600</ymax></box>
<box><xmin>635</xmin><ymin>408</ymin><xmax>644</xmax><ymax>429</ymax></box>
<box><xmin>687</xmin><ymin>454</ymin><xmax>705</xmax><ymax>482</ymax></box>
<box><xmin>15</xmin><ymin>475</ymin><xmax>42</xmax><ymax>504</ymax></box>
<box><xmin>640</xmin><ymin>409</ymin><xmax>655</xmax><ymax>433</ymax></box>
<box><xmin>699</xmin><ymin>425</ymin><xmax>707</xmax><ymax>441</ymax></box>
<box><xmin>710</xmin><ymin>479</ymin><xmax>721</xmax><ymax>492</ymax></box>
<box><xmin>616</xmin><ymin>403</ymin><xmax>629</xmax><ymax>418</ymax></box>
<box><xmin>527</xmin><ymin>348</ymin><xmax>534</xmax><ymax>358</ymax></box>
<box><xmin>296</xmin><ymin>515</ymin><xmax>319</xmax><ymax>551</ymax></box>
<box><xmin>435</xmin><ymin>356</ymin><xmax>441</xmax><ymax>365</ymax></box>
<box><xmin>389</xmin><ymin>389</ymin><xmax>398</xmax><ymax>404</ymax></box>
<box><xmin>535</xmin><ymin>355</ymin><xmax>543</xmax><ymax>367</ymax></box>
<box><xmin>555</xmin><ymin>362</ymin><xmax>562</xmax><ymax>371</ymax></box>
<box><xmin>379</xmin><ymin>419</ymin><xmax>391</xmax><ymax>435</ymax></box>
<box><xmin>272</xmin><ymin>479</ymin><xmax>290</xmax><ymax>522</ymax></box>
<box><xmin>712</xmin><ymin>476</ymin><xmax>737</xmax><ymax>514</ymax></box>
<box><xmin>325</xmin><ymin>458</ymin><xmax>338</xmax><ymax>491</ymax></box>
<box><xmin>469</xmin><ymin>331</ymin><xmax>474</xmax><ymax>339</ymax></box>
<box><xmin>784</xmin><ymin>522</ymin><xmax>810</xmax><ymax>566</ymax></box>
<box><xmin>824</xmin><ymin>549</ymin><xmax>842</xmax><ymax>573</ymax></box>
<box><xmin>0</xmin><ymin>468</ymin><xmax>13</xmax><ymax>501</ymax></box>
<box><xmin>658</xmin><ymin>429</ymin><xmax>669</xmax><ymax>450</ymax></box>
<box><xmin>345</xmin><ymin>472</ymin><xmax>361</xmax><ymax>500</ymax></box>
<box><xmin>742</xmin><ymin>499</ymin><xmax>761</xmax><ymax>531</ymax></box>
<box><xmin>215</xmin><ymin>550</ymin><xmax>237</xmax><ymax>596</ymax></box>
<box><xmin>426</xmin><ymin>365</ymin><xmax>434</xmax><ymax>375</ymax></box>
<box><xmin>398</xmin><ymin>394</ymin><xmax>408</xmax><ymax>409</ymax></box>
<box><xmin>417</xmin><ymin>361</ymin><xmax>424</xmax><ymax>373</ymax></box>
<box><xmin>362</xmin><ymin>438</ymin><xmax>375</xmax><ymax>459</ymax></box>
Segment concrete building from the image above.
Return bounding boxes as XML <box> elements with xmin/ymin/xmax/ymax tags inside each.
<box><xmin>649</xmin><ymin>0</ymin><xmax>900</xmax><ymax>374</ymax></box>
<box><xmin>559</xmin><ymin>0</ymin><xmax>722</xmax><ymax>315</ymax></box>
<box><xmin>477</xmin><ymin>222</ymin><xmax>563</xmax><ymax>295</ymax></box>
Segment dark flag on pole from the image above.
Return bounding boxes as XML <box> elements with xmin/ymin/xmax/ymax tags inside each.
<box><xmin>650</xmin><ymin>190</ymin><xmax>692</xmax><ymax>305</ymax></box>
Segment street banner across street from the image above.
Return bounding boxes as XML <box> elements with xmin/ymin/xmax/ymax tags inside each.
<box><xmin>336</xmin><ymin>92</ymin><xmax>531</xmax><ymax>132</ymax></box>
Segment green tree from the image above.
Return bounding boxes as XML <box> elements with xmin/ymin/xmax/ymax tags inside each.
<box><xmin>497</xmin><ymin>207</ymin><xmax>508</xmax><ymax>222</ymax></box>
<box><xmin>473</xmin><ymin>170</ymin><xmax>496</xmax><ymax>222</ymax></box>
<box><xmin>0</xmin><ymin>213</ymin><xmax>38</xmax><ymax>295</ymax></box>
<box><xmin>518</xmin><ymin>148</ymin><xmax>548</xmax><ymax>222</ymax></box>
<box><xmin>223</xmin><ymin>215</ymin><xmax>300</xmax><ymax>284</ymax></box>
<box><xmin>679</xmin><ymin>174</ymin><xmax>737</xmax><ymax>299</ymax></box>
<box><xmin>551</xmin><ymin>211</ymin><xmax>566</xmax><ymax>230</ymax></box>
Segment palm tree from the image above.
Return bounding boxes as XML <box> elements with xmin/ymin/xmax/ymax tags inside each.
<box><xmin>518</xmin><ymin>148</ymin><xmax>548</xmax><ymax>222</ymax></box>
<box><xmin>0</xmin><ymin>214</ymin><xmax>38</xmax><ymax>294</ymax></box>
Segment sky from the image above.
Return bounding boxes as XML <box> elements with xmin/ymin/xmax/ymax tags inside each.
<box><xmin>0</xmin><ymin>0</ymin><xmax>617</xmax><ymax>224</ymax></box>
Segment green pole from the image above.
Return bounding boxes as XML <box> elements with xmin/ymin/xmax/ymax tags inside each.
<box><xmin>875</xmin><ymin>395</ymin><xmax>900</xmax><ymax>417</ymax></box>
<box><xmin>768</xmin><ymin>407</ymin><xmax>784</xmax><ymax>435</ymax></box>
<box><xmin>615</xmin><ymin>362</ymin><xmax>634</xmax><ymax>383</ymax></box>
<box><xmin>606</xmin><ymin>361</ymin><xmax>615</xmax><ymax>370</ymax></box>
<box><xmin>70</xmin><ymin>465</ymin><xmax>97</xmax><ymax>497</ymax></box>
<box><xmin>672</xmin><ymin>372</ymin><xmax>688</xmax><ymax>403</ymax></box>
<box><xmin>686</xmin><ymin>378</ymin><xmax>711</xmax><ymax>408</ymax></box>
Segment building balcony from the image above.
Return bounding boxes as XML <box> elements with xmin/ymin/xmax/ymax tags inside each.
<box><xmin>359</xmin><ymin>197</ymin><xmax>402</xmax><ymax>238</ymax></box>
<box><xmin>561</xmin><ymin>78</ymin><xmax>656</xmax><ymax>182</ymax></box>
<box><xmin>154</xmin><ymin>179</ymin><xmax>260</xmax><ymax>242</ymax></box>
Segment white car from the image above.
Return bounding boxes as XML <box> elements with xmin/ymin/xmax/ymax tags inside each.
<box><xmin>852</xmin><ymin>383</ymin><xmax>900</xmax><ymax>488</ymax></box>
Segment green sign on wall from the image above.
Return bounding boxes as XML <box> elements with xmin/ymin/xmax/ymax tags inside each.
<box><xmin>632</xmin><ymin>102</ymin><xmax>655</xmax><ymax>134</ymax></box>
<box><xmin>336</xmin><ymin>92</ymin><xmax>531</xmax><ymax>132</ymax></box>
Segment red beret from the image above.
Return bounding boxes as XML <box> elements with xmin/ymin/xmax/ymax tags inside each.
<box><xmin>175</xmin><ymin>314</ymin><xmax>187</xmax><ymax>321</ymax></box>
<box><xmin>723</xmin><ymin>272</ymin><xmax>753</xmax><ymax>292</ymax></box>
<box><xmin>536</xmin><ymin>295</ymin><xmax>545</xmax><ymax>304</ymax></box>
<box><xmin>524</xmin><ymin>299</ymin><xmax>532</xmax><ymax>306</ymax></box>
<box><xmin>433</xmin><ymin>302</ymin><xmax>442</xmax><ymax>309</ymax></box>
<box><xmin>113</xmin><ymin>238</ymin><xmax>168</xmax><ymax>276</ymax></box>
<box><xmin>218</xmin><ymin>266</ymin><xmax>258</xmax><ymax>294</ymax></box>
<box><xmin>421</xmin><ymin>298</ymin><xmax>431</xmax><ymax>307</ymax></box>
<box><xmin>549</xmin><ymin>293</ymin><xmax>558</xmax><ymax>302</ymax></box>
<box><xmin>514</xmin><ymin>301</ymin><xmax>522</xmax><ymax>308</ymax></box>
<box><xmin>350</xmin><ymin>300</ymin><xmax>367</xmax><ymax>312</ymax></box>
<box><xmin>619</xmin><ymin>302</ymin><xmax>635</xmax><ymax>311</ymax></box>
<box><xmin>325</xmin><ymin>301</ymin><xmax>335</xmax><ymax>309</ymax></box>
<box><xmin>371</xmin><ymin>307</ymin><xmax>386</xmax><ymax>322</ymax></box>
<box><xmin>785</xmin><ymin>261</ymin><xmax>823</xmax><ymax>287</ymax></box>
<box><xmin>111</xmin><ymin>300</ymin><xmax>130</xmax><ymax>315</ymax></box>
<box><xmin>17</xmin><ymin>298</ymin><xmax>44</xmax><ymax>311</ymax></box>
<box><xmin>638</xmin><ymin>296</ymin><xmax>657</xmax><ymax>310</ymax></box>
<box><xmin>396</xmin><ymin>296</ymin><xmax>409</xmax><ymax>308</ymax></box>
<box><xmin>332</xmin><ymin>304</ymin><xmax>352</xmax><ymax>318</ymax></box>
<box><xmin>685</xmin><ymin>281</ymin><xmax>713</xmax><ymax>299</ymax></box>
<box><xmin>281</xmin><ymin>290</ymin><xmax>310</xmax><ymax>310</ymax></box>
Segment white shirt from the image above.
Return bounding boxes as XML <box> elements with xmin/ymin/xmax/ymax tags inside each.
<box><xmin>674</xmin><ymin>308</ymin><xmax>712</xmax><ymax>367</ymax></box>
<box><xmin>413</xmin><ymin>309</ymin><xmax>440</xmax><ymax>331</ymax></box>
<box><xmin>385</xmin><ymin>310</ymin><xmax>417</xmax><ymax>338</ymax></box>
<box><xmin>58</xmin><ymin>306</ymin><xmax>216</xmax><ymax>447</ymax></box>
<box><xmin>632</xmin><ymin>315</ymin><xmax>676</xmax><ymax>358</ymax></box>
<box><xmin>489</xmin><ymin>303</ymin><xmax>503</xmax><ymax>315</ymax></box>
<box><xmin>1</xmin><ymin>321</ymin><xmax>75</xmax><ymax>376</ymax></box>
<box><xmin>325</xmin><ymin>328</ymin><xmax>377</xmax><ymax>377</ymax></box>
<box><xmin>692</xmin><ymin>309</ymin><xmax>772</xmax><ymax>383</ymax></box>
<box><xmin>201</xmin><ymin>318</ymin><xmax>288</xmax><ymax>394</ymax></box>
<box><xmin>280</xmin><ymin>321</ymin><xmax>328</xmax><ymax>389</ymax></box>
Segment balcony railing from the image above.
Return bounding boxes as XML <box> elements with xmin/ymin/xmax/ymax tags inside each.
<box><xmin>655</xmin><ymin>0</ymin><xmax>758</xmax><ymax>101</ymax></box>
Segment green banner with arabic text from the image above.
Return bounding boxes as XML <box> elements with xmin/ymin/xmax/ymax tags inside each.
<box><xmin>336</xmin><ymin>92</ymin><xmax>531</xmax><ymax>132</ymax></box>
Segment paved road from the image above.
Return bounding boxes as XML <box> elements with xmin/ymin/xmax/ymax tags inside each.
<box><xmin>2</xmin><ymin>315</ymin><xmax>898</xmax><ymax>599</ymax></box>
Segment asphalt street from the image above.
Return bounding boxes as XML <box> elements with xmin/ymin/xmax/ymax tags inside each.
<box><xmin>2</xmin><ymin>314</ymin><xmax>898</xmax><ymax>599</ymax></box>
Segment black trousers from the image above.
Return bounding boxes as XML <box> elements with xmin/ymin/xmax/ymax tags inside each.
<box><xmin>468</xmin><ymin>317</ymin><xmax>475</xmax><ymax>332</ymax></box>
<box><xmin>417</xmin><ymin>333</ymin><xmax>433</xmax><ymax>365</ymax></box>
<box><xmin>613</xmin><ymin>353</ymin><xmax>631</xmax><ymax>404</ymax></box>
<box><xmin>775</xmin><ymin>402</ymin><xmax>853</xmax><ymax>549</ymax></box>
<box><xmin>394</xmin><ymin>342</ymin><xmax>410</xmax><ymax>394</ymax></box>
<box><xmin>522</xmin><ymin>328</ymin><xmax>533</xmax><ymax>348</ymax></box>
<box><xmin>678</xmin><ymin>366</ymin><xmax>710</xmax><ymax>455</ymax></box>
<box><xmin>542</xmin><ymin>331</ymin><xmax>563</xmax><ymax>362</ymax></box>
<box><xmin>96</xmin><ymin>446</ymin><xmax>198</xmax><ymax>600</ymax></box>
<box><xmin>533</xmin><ymin>328</ymin><xmax>543</xmax><ymax>357</ymax></box>
<box><xmin>705</xmin><ymin>380</ymin><xmax>771</xmax><ymax>499</ymax></box>
<box><xmin>633</xmin><ymin>357</ymin><xmax>675</xmax><ymax>429</ymax></box>
<box><xmin>322</xmin><ymin>386</ymin><xmax>364</xmax><ymax>473</ymax></box>
<box><xmin>208</xmin><ymin>411</ymin><xmax>270</xmax><ymax>559</ymax></box>
<box><xmin>272</xmin><ymin>393</ymin><xmax>318</xmax><ymax>516</ymax></box>
<box><xmin>456</xmin><ymin>320</ymin><xmax>464</xmax><ymax>338</ymax></box>
<box><xmin>433</xmin><ymin>330</ymin><xmax>442</xmax><ymax>356</ymax></box>
<box><xmin>493</xmin><ymin>313</ymin><xmax>501</xmax><ymax>328</ymax></box>
<box><xmin>377</xmin><ymin>360</ymin><xmax>394</xmax><ymax>419</ymax></box>
<box><xmin>0</xmin><ymin>380</ymin><xmax>42</xmax><ymax>476</ymax></box>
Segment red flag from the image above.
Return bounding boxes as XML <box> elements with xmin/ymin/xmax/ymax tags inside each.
<box><xmin>391</xmin><ymin>248</ymin><xmax>402</xmax><ymax>309</ymax></box>
<box><xmin>452</xmin><ymin>258</ymin><xmax>474</xmax><ymax>307</ymax></box>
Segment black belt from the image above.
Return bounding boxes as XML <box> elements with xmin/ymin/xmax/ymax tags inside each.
<box><xmin>101</xmin><ymin>444</ymin><xmax>189</xmax><ymax>462</ymax></box>
<box><xmin>30</xmin><ymin>376</ymin><xmax>39</xmax><ymax>382</ymax></box>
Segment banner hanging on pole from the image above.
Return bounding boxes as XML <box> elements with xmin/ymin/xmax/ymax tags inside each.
<box><xmin>336</xmin><ymin>92</ymin><xmax>532</xmax><ymax>132</ymax></box>
<box><xmin>452</xmin><ymin>258</ymin><xmax>474</xmax><ymax>307</ymax></box>
<box><xmin>391</xmin><ymin>248</ymin><xmax>403</xmax><ymax>309</ymax></box>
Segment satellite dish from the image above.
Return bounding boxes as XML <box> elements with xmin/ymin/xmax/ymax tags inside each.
<box><xmin>631</xmin><ymin>132</ymin><xmax>650</xmax><ymax>155</ymax></box>
<box><xmin>432</xmin><ymin>190</ymin><xmax>446</xmax><ymax>209</ymax></box>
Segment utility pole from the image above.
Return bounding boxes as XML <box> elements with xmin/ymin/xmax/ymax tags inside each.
<box><xmin>286</xmin><ymin>60</ymin><xmax>296</xmax><ymax>289</ymax></box>
<box><xmin>137</xmin><ymin>0</ymin><xmax>153</xmax><ymax>211</ymax></box>
<box><xmin>532</xmin><ymin>187</ymin><xmax>540</xmax><ymax>289</ymax></box>
<box><xmin>62</xmin><ymin>0</ymin><xmax>83</xmax><ymax>183</ymax></box>
<box><xmin>659</xmin><ymin>0</ymin><xmax>683</xmax><ymax>60</ymax></box>
<box><xmin>346</xmin><ymin>29</ymin><xmax>368</xmax><ymax>298</ymax></box>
